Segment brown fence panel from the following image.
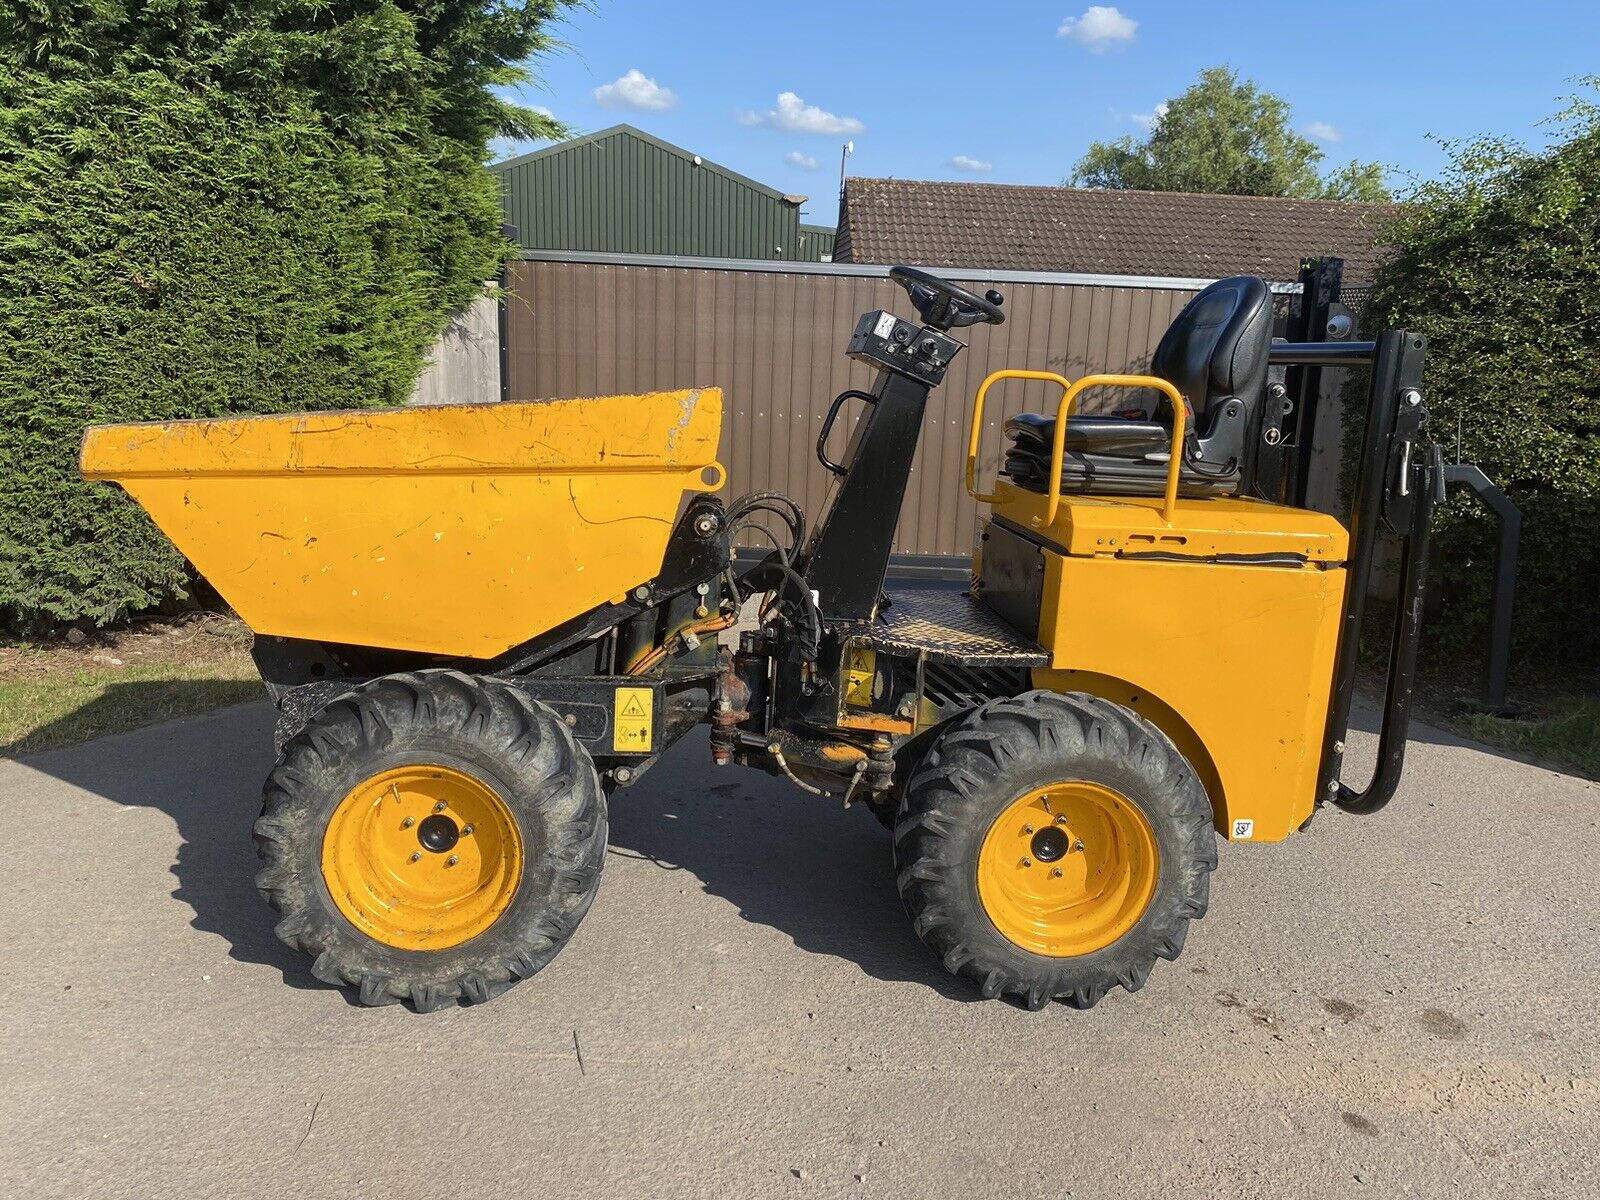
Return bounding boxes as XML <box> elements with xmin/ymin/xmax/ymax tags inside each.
<box><xmin>505</xmin><ymin>257</ymin><xmax>1214</xmax><ymax>557</ymax></box>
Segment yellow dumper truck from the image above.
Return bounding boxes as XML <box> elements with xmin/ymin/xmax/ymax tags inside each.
<box><xmin>83</xmin><ymin>268</ymin><xmax>1441</xmax><ymax>1011</ymax></box>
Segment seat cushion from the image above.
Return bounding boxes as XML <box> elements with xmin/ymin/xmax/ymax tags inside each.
<box><xmin>1002</xmin><ymin>414</ymin><xmax>1237</xmax><ymax>498</ymax></box>
<box><xmin>997</xmin><ymin>274</ymin><xmax>1271</xmax><ymax>500</ymax></box>
<box><xmin>1004</xmin><ymin>411</ymin><xmax>1170</xmax><ymax>458</ymax></box>
<box><xmin>1003</xmin><ymin>448</ymin><xmax>1238</xmax><ymax>497</ymax></box>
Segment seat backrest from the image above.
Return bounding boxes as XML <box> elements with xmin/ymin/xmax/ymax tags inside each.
<box><xmin>1150</xmin><ymin>275</ymin><xmax>1273</xmax><ymax>476</ymax></box>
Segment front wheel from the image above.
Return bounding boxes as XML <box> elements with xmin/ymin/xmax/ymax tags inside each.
<box><xmin>254</xmin><ymin>670</ymin><xmax>606</xmax><ymax>1011</ymax></box>
<box><xmin>894</xmin><ymin>691</ymin><xmax>1216</xmax><ymax>1010</ymax></box>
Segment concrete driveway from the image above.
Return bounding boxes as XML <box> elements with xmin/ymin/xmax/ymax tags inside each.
<box><xmin>1</xmin><ymin>699</ymin><xmax>1595</xmax><ymax>1199</ymax></box>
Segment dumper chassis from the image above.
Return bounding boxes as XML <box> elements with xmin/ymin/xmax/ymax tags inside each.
<box><xmin>84</xmin><ymin>266</ymin><xmax>1444</xmax><ymax>1012</ymax></box>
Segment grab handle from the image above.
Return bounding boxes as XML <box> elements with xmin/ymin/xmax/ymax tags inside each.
<box><xmin>968</xmin><ymin>371</ymin><xmax>1189</xmax><ymax>523</ymax></box>
<box><xmin>816</xmin><ymin>389</ymin><xmax>878</xmax><ymax>477</ymax></box>
<box><xmin>1045</xmin><ymin>375</ymin><xmax>1187</xmax><ymax>525</ymax></box>
<box><xmin>967</xmin><ymin>370</ymin><xmax>1072</xmax><ymax>503</ymax></box>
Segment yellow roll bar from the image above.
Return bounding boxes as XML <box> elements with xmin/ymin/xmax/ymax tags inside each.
<box><xmin>966</xmin><ymin>370</ymin><xmax>1071</xmax><ymax>503</ymax></box>
<box><xmin>966</xmin><ymin>371</ymin><xmax>1189</xmax><ymax>524</ymax></box>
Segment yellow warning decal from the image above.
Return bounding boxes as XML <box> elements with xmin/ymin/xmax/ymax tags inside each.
<box><xmin>613</xmin><ymin>687</ymin><xmax>654</xmax><ymax>753</ymax></box>
<box><xmin>844</xmin><ymin>646</ymin><xmax>876</xmax><ymax>710</ymax></box>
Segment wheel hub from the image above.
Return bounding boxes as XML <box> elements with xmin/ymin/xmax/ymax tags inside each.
<box><xmin>321</xmin><ymin>764</ymin><xmax>523</xmax><ymax>951</ymax></box>
<box><xmin>976</xmin><ymin>782</ymin><xmax>1159</xmax><ymax>957</ymax></box>
<box><xmin>416</xmin><ymin>813</ymin><xmax>460</xmax><ymax>854</ymax></box>
<box><xmin>1029</xmin><ymin>825</ymin><xmax>1069</xmax><ymax>863</ymax></box>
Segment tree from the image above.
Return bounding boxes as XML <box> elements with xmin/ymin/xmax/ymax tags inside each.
<box><xmin>1364</xmin><ymin>82</ymin><xmax>1600</xmax><ymax>673</ymax></box>
<box><xmin>1071</xmin><ymin>67</ymin><xmax>1392</xmax><ymax>201</ymax></box>
<box><xmin>0</xmin><ymin>0</ymin><xmax>574</xmax><ymax>627</ymax></box>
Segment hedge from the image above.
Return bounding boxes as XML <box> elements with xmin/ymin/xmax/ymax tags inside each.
<box><xmin>1364</xmin><ymin>83</ymin><xmax>1600</xmax><ymax>677</ymax></box>
<box><xmin>0</xmin><ymin>0</ymin><xmax>569</xmax><ymax>628</ymax></box>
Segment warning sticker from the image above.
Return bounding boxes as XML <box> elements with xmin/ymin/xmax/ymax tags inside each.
<box><xmin>613</xmin><ymin>687</ymin><xmax>654</xmax><ymax>753</ymax></box>
<box><xmin>844</xmin><ymin>646</ymin><xmax>876</xmax><ymax>710</ymax></box>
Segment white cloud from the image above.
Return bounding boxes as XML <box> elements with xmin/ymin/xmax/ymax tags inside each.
<box><xmin>740</xmin><ymin>91</ymin><xmax>864</xmax><ymax>136</ymax></box>
<box><xmin>785</xmin><ymin>150</ymin><xmax>819</xmax><ymax>170</ymax></box>
<box><xmin>593</xmin><ymin>69</ymin><xmax>678</xmax><ymax>112</ymax></box>
<box><xmin>1303</xmin><ymin>120</ymin><xmax>1343</xmax><ymax>143</ymax></box>
<box><xmin>1130</xmin><ymin>101</ymin><xmax>1168</xmax><ymax>131</ymax></box>
<box><xmin>530</xmin><ymin>104</ymin><xmax>555</xmax><ymax>119</ymax></box>
<box><xmin>1058</xmin><ymin>6</ymin><xmax>1138</xmax><ymax>52</ymax></box>
<box><xmin>949</xmin><ymin>154</ymin><xmax>993</xmax><ymax>172</ymax></box>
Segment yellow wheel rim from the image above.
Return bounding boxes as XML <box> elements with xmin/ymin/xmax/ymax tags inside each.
<box><xmin>321</xmin><ymin>765</ymin><xmax>523</xmax><ymax>951</ymax></box>
<box><xmin>977</xmin><ymin>782</ymin><xmax>1159</xmax><ymax>957</ymax></box>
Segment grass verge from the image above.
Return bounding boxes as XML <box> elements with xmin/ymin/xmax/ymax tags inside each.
<box><xmin>0</xmin><ymin>614</ymin><xmax>262</xmax><ymax>757</ymax></box>
<box><xmin>1453</xmin><ymin>697</ymin><xmax>1600</xmax><ymax>781</ymax></box>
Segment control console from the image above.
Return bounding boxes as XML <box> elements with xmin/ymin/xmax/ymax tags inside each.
<box><xmin>846</xmin><ymin>311</ymin><xmax>964</xmax><ymax>387</ymax></box>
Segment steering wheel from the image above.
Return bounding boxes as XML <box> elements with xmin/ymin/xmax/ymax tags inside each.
<box><xmin>889</xmin><ymin>266</ymin><xmax>1006</xmax><ymax>331</ymax></box>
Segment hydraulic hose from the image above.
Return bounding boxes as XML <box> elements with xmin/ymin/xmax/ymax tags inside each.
<box><xmin>623</xmin><ymin>612</ymin><xmax>737</xmax><ymax>676</ymax></box>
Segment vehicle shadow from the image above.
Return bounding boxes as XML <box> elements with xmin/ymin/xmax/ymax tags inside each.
<box><xmin>0</xmin><ymin>678</ymin><xmax>261</xmax><ymax>759</ymax></box>
<box><xmin>605</xmin><ymin>728</ymin><xmax>979</xmax><ymax>1002</ymax></box>
<box><xmin>12</xmin><ymin>694</ymin><xmax>331</xmax><ymax>994</ymax></box>
<box><xmin>12</xmin><ymin>699</ymin><xmax>975</xmax><ymax>1002</ymax></box>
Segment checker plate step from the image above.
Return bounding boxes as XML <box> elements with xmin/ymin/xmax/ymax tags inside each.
<box><xmin>831</xmin><ymin>588</ymin><xmax>1048</xmax><ymax>666</ymax></box>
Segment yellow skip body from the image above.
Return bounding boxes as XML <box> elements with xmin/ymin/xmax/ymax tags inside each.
<box><xmin>80</xmin><ymin>390</ymin><xmax>726</xmax><ymax>658</ymax></box>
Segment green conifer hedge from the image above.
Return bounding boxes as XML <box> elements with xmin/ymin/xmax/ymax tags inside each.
<box><xmin>1366</xmin><ymin>83</ymin><xmax>1600</xmax><ymax>675</ymax></box>
<box><xmin>0</xmin><ymin>0</ymin><xmax>569</xmax><ymax>626</ymax></box>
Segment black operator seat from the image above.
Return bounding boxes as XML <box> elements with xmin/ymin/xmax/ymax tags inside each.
<box><xmin>1002</xmin><ymin>274</ymin><xmax>1275</xmax><ymax>498</ymax></box>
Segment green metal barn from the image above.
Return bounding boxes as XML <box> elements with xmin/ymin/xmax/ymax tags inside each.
<box><xmin>491</xmin><ymin>125</ymin><xmax>835</xmax><ymax>261</ymax></box>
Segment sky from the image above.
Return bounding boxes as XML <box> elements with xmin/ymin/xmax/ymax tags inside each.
<box><xmin>502</xmin><ymin>1</ymin><xmax>1600</xmax><ymax>228</ymax></box>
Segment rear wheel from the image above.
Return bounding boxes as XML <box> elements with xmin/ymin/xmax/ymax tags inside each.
<box><xmin>894</xmin><ymin>691</ymin><xmax>1216</xmax><ymax>1010</ymax></box>
<box><xmin>255</xmin><ymin>670</ymin><xmax>606</xmax><ymax>1011</ymax></box>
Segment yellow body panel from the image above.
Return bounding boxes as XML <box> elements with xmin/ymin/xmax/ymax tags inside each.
<box><xmin>81</xmin><ymin>390</ymin><xmax>725</xmax><ymax>658</ymax></box>
<box><xmin>993</xmin><ymin>491</ymin><xmax>1349</xmax><ymax>843</ymax></box>
<box><xmin>991</xmin><ymin>482</ymin><xmax>1348</xmax><ymax>562</ymax></box>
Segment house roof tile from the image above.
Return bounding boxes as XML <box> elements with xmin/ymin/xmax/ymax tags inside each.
<box><xmin>837</xmin><ymin>177</ymin><xmax>1395</xmax><ymax>283</ymax></box>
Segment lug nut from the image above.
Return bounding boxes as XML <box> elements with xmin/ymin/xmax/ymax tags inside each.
<box><xmin>434</xmin><ymin>800</ymin><xmax>447</xmax><ymax>813</ymax></box>
<box><xmin>1021</xmin><ymin>857</ymin><xmax>1032</xmax><ymax>868</ymax></box>
<box><xmin>1056</xmin><ymin>815</ymin><xmax>1067</xmax><ymax>825</ymax></box>
<box><xmin>1052</xmin><ymin>867</ymin><xmax>1063</xmax><ymax>878</ymax></box>
<box><xmin>1023</xmin><ymin>824</ymin><xmax>1034</xmax><ymax>834</ymax></box>
<box><xmin>409</xmin><ymin>851</ymin><xmax>422</xmax><ymax>863</ymax></box>
<box><xmin>1073</xmin><ymin>840</ymin><xmax>1085</xmax><ymax>853</ymax></box>
<box><xmin>461</xmin><ymin>824</ymin><xmax>473</xmax><ymax>836</ymax></box>
<box><xmin>446</xmin><ymin>854</ymin><xmax>459</xmax><ymax>867</ymax></box>
<box><xmin>401</xmin><ymin>816</ymin><xmax>414</xmax><ymax>828</ymax></box>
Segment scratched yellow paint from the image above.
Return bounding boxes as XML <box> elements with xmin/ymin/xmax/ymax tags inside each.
<box><xmin>989</xmin><ymin>482</ymin><xmax>1349</xmax><ymax>561</ymax></box>
<box><xmin>80</xmin><ymin>390</ymin><xmax>725</xmax><ymax>658</ymax></box>
<box><xmin>1009</xmin><ymin>489</ymin><xmax>1349</xmax><ymax>842</ymax></box>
